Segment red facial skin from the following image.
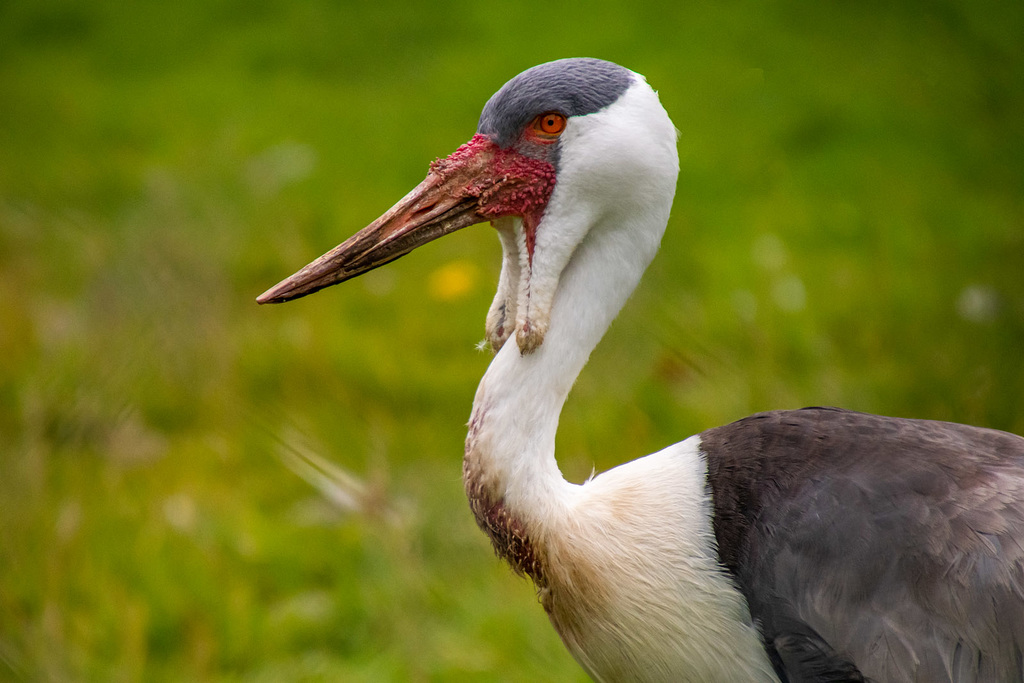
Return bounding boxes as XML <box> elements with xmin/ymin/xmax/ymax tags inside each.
<box><xmin>430</xmin><ymin>133</ymin><xmax>558</xmax><ymax>264</ymax></box>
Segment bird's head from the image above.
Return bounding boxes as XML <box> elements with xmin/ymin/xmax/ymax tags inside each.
<box><xmin>258</xmin><ymin>58</ymin><xmax>678</xmax><ymax>353</ymax></box>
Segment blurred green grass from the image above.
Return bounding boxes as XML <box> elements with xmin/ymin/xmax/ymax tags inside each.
<box><xmin>1</xmin><ymin>0</ymin><xmax>1022</xmax><ymax>680</ymax></box>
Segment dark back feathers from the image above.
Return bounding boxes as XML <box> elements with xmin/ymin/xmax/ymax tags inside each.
<box><xmin>702</xmin><ymin>407</ymin><xmax>1024</xmax><ymax>683</ymax></box>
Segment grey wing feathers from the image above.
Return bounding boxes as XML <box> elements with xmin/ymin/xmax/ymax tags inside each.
<box><xmin>702</xmin><ymin>407</ymin><xmax>1024</xmax><ymax>683</ymax></box>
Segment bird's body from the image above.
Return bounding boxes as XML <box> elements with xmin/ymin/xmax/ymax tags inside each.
<box><xmin>704</xmin><ymin>409</ymin><xmax>1024</xmax><ymax>683</ymax></box>
<box><xmin>259</xmin><ymin>59</ymin><xmax>1024</xmax><ymax>682</ymax></box>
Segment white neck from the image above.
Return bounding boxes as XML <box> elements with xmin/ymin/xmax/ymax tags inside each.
<box><xmin>460</xmin><ymin>79</ymin><xmax>779</xmax><ymax>681</ymax></box>
<box><xmin>463</xmin><ymin>75</ymin><xmax>679</xmax><ymax>568</ymax></box>
<box><xmin>462</xmin><ymin>198</ymin><xmax>777</xmax><ymax>683</ymax></box>
<box><xmin>456</xmin><ymin>78</ymin><xmax>774</xmax><ymax>679</ymax></box>
<box><xmin>468</xmin><ymin>211</ymin><xmax>660</xmax><ymax>522</ymax></box>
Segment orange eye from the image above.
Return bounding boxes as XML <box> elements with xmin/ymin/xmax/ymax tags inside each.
<box><xmin>534</xmin><ymin>112</ymin><xmax>567</xmax><ymax>136</ymax></box>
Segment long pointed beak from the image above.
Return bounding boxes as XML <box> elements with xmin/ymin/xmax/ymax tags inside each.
<box><xmin>257</xmin><ymin>134</ymin><xmax>556</xmax><ymax>305</ymax></box>
<box><xmin>257</xmin><ymin>172</ymin><xmax>485</xmax><ymax>304</ymax></box>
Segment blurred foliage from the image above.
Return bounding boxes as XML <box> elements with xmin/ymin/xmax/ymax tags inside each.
<box><xmin>1</xmin><ymin>0</ymin><xmax>1022</xmax><ymax>680</ymax></box>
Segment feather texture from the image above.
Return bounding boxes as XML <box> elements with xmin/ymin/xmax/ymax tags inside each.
<box><xmin>702</xmin><ymin>408</ymin><xmax>1024</xmax><ymax>683</ymax></box>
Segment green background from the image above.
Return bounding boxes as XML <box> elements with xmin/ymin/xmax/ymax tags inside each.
<box><xmin>2</xmin><ymin>0</ymin><xmax>1022</xmax><ymax>680</ymax></box>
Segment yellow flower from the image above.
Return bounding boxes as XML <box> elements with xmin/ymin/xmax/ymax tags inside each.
<box><xmin>429</xmin><ymin>260</ymin><xmax>478</xmax><ymax>301</ymax></box>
